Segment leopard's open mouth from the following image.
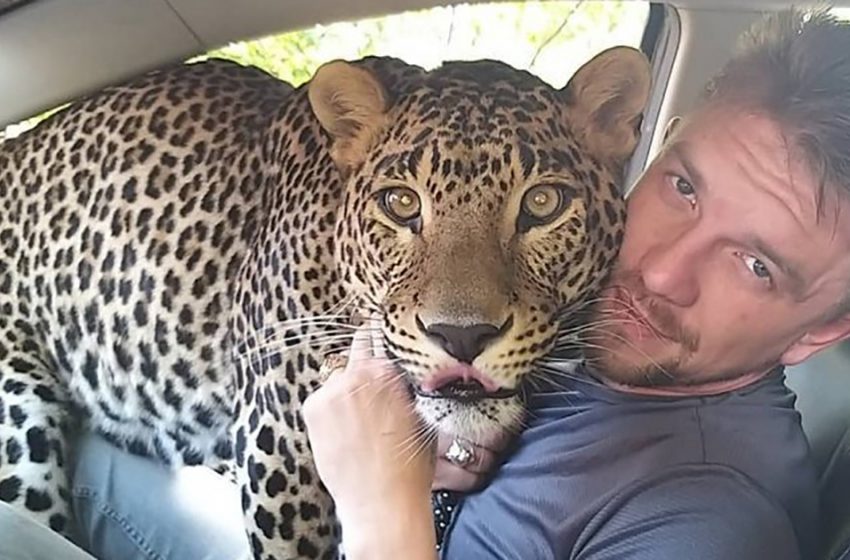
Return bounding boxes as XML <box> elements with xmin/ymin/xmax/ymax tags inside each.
<box><xmin>383</xmin><ymin>341</ymin><xmax>520</xmax><ymax>403</ymax></box>
<box><xmin>413</xmin><ymin>383</ymin><xmax>519</xmax><ymax>402</ymax></box>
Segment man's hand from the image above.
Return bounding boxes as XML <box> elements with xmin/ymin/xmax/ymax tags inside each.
<box><xmin>303</xmin><ymin>323</ymin><xmax>437</xmax><ymax>559</ymax></box>
<box><xmin>433</xmin><ymin>429</ymin><xmax>514</xmax><ymax>492</ymax></box>
<box><xmin>303</xmin><ymin>324</ymin><xmax>435</xmax><ymax>522</ymax></box>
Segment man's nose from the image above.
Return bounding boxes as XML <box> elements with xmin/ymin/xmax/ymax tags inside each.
<box><xmin>639</xmin><ymin>234</ymin><xmax>700</xmax><ymax>307</ymax></box>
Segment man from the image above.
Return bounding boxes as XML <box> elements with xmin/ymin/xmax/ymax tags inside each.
<box><xmin>305</xmin><ymin>8</ymin><xmax>850</xmax><ymax>560</ymax></box>
<box><xmin>11</xmin><ymin>6</ymin><xmax>847</xmax><ymax>560</ymax></box>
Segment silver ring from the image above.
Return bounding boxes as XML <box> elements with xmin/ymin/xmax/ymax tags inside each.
<box><xmin>444</xmin><ymin>438</ymin><xmax>476</xmax><ymax>468</ymax></box>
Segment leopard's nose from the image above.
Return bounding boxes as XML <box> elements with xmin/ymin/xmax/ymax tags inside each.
<box><xmin>417</xmin><ymin>316</ymin><xmax>512</xmax><ymax>364</ymax></box>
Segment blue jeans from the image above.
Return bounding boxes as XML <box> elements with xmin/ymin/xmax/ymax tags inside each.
<box><xmin>0</xmin><ymin>431</ymin><xmax>251</xmax><ymax>560</ymax></box>
<box><xmin>0</xmin><ymin>501</ymin><xmax>94</xmax><ymax>560</ymax></box>
<box><xmin>72</xmin><ymin>432</ymin><xmax>250</xmax><ymax>559</ymax></box>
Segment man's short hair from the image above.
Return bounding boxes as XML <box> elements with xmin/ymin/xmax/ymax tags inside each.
<box><xmin>703</xmin><ymin>8</ymin><xmax>850</xmax><ymax>211</ymax></box>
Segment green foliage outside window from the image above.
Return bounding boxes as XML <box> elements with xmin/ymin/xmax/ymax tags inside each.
<box><xmin>4</xmin><ymin>1</ymin><xmax>647</xmax><ymax>140</ymax></box>
<box><xmin>199</xmin><ymin>1</ymin><xmax>647</xmax><ymax>89</ymax></box>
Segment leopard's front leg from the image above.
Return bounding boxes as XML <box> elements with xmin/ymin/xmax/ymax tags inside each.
<box><xmin>234</xmin><ymin>350</ymin><xmax>341</xmax><ymax>560</ymax></box>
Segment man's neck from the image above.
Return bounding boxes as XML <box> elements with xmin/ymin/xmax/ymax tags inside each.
<box><xmin>599</xmin><ymin>368</ymin><xmax>775</xmax><ymax>398</ymax></box>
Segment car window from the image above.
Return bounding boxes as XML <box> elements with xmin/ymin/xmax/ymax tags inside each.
<box><xmin>2</xmin><ymin>1</ymin><xmax>649</xmax><ymax>141</ymax></box>
<box><xmin>199</xmin><ymin>1</ymin><xmax>649</xmax><ymax>88</ymax></box>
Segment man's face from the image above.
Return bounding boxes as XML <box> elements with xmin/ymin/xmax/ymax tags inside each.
<box><xmin>588</xmin><ymin>106</ymin><xmax>850</xmax><ymax>388</ymax></box>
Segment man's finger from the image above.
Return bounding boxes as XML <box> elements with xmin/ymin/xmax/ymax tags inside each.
<box><xmin>347</xmin><ymin>323</ymin><xmax>374</xmax><ymax>367</ymax></box>
<box><xmin>432</xmin><ymin>459</ymin><xmax>485</xmax><ymax>492</ymax></box>
<box><xmin>436</xmin><ymin>430</ymin><xmax>510</xmax><ymax>456</ymax></box>
<box><xmin>369</xmin><ymin>317</ymin><xmax>389</xmax><ymax>360</ymax></box>
<box><xmin>435</xmin><ymin>437</ymin><xmax>498</xmax><ymax>475</ymax></box>
<box><xmin>475</xmin><ymin>428</ymin><xmax>514</xmax><ymax>455</ymax></box>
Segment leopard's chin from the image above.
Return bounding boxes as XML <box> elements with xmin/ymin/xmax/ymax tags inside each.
<box><xmin>414</xmin><ymin>395</ymin><xmax>523</xmax><ymax>442</ymax></box>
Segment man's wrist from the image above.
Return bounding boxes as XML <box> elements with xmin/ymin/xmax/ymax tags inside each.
<box><xmin>339</xmin><ymin>487</ymin><xmax>437</xmax><ymax>560</ymax></box>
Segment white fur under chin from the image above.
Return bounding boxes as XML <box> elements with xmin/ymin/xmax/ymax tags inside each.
<box><xmin>415</xmin><ymin>396</ymin><xmax>523</xmax><ymax>444</ymax></box>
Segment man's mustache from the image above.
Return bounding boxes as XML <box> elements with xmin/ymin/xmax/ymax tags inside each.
<box><xmin>603</xmin><ymin>272</ymin><xmax>700</xmax><ymax>353</ymax></box>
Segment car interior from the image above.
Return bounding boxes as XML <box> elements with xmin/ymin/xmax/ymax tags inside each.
<box><xmin>2</xmin><ymin>0</ymin><xmax>850</xmax><ymax>557</ymax></box>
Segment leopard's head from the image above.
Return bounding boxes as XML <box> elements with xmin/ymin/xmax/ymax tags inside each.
<box><xmin>309</xmin><ymin>48</ymin><xmax>650</xmax><ymax>442</ymax></box>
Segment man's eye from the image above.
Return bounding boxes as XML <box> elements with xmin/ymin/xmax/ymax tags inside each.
<box><xmin>666</xmin><ymin>174</ymin><xmax>697</xmax><ymax>208</ymax></box>
<box><xmin>674</xmin><ymin>176</ymin><xmax>696</xmax><ymax>199</ymax></box>
<box><xmin>743</xmin><ymin>255</ymin><xmax>772</xmax><ymax>280</ymax></box>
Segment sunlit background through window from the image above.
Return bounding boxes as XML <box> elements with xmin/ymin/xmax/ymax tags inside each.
<box><xmin>200</xmin><ymin>1</ymin><xmax>649</xmax><ymax>88</ymax></box>
<box><xmin>2</xmin><ymin>1</ymin><xmax>647</xmax><ymax>140</ymax></box>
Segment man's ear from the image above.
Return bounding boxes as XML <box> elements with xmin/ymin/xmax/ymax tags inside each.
<box><xmin>780</xmin><ymin>313</ymin><xmax>850</xmax><ymax>365</ymax></box>
<box><xmin>662</xmin><ymin>116</ymin><xmax>682</xmax><ymax>144</ymax></box>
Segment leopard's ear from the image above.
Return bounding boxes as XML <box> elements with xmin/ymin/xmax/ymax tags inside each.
<box><xmin>561</xmin><ymin>46</ymin><xmax>651</xmax><ymax>171</ymax></box>
<box><xmin>308</xmin><ymin>60</ymin><xmax>390</xmax><ymax>174</ymax></box>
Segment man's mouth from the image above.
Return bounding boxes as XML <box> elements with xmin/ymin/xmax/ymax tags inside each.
<box><xmin>609</xmin><ymin>286</ymin><xmax>676</xmax><ymax>342</ymax></box>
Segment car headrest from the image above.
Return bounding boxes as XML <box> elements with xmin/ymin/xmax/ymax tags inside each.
<box><xmin>786</xmin><ymin>342</ymin><xmax>850</xmax><ymax>560</ymax></box>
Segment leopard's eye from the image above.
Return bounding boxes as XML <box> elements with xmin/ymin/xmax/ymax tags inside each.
<box><xmin>517</xmin><ymin>184</ymin><xmax>572</xmax><ymax>232</ymax></box>
<box><xmin>379</xmin><ymin>187</ymin><xmax>421</xmax><ymax>225</ymax></box>
<box><xmin>522</xmin><ymin>184</ymin><xmax>561</xmax><ymax>219</ymax></box>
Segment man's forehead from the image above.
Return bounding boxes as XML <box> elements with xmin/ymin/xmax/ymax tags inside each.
<box><xmin>675</xmin><ymin>106</ymin><xmax>786</xmax><ymax>148</ymax></box>
<box><xmin>672</xmin><ymin>108</ymin><xmax>821</xmax><ymax>208</ymax></box>
<box><xmin>660</xmin><ymin>106</ymin><xmax>850</xmax><ymax>293</ymax></box>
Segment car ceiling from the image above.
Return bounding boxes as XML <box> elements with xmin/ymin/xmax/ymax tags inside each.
<box><xmin>0</xmin><ymin>0</ymin><xmax>845</xmax><ymax>128</ymax></box>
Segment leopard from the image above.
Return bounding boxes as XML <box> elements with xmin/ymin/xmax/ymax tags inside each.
<box><xmin>0</xmin><ymin>46</ymin><xmax>649</xmax><ymax>559</ymax></box>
